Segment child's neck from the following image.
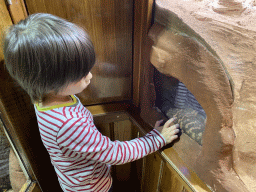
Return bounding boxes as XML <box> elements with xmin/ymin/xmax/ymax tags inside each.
<box><xmin>40</xmin><ymin>95</ymin><xmax>73</xmax><ymax>108</ymax></box>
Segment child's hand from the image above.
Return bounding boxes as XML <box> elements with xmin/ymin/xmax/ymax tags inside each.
<box><xmin>154</xmin><ymin>118</ymin><xmax>180</xmax><ymax>144</ymax></box>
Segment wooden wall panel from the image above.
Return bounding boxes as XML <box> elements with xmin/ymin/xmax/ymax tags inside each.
<box><xmin>114</xmin><ymin>120</ymin><xmax>132</xmax><ymax>141</ymax></box>
<box><xmin>113</xmin><ymin>120</ymin><xmax>132</xmax><ymax>184</ymax></box>
<box><xmin>95</xmin><ymin>122</ymin><xmax>112</xmax><ymax>139</ymax></box>
<box><xmin>112</xmin><ymin>120</ymin><xmax>139</xmax><ymax>192</ymax></box>
<box><xmin>159</xmin><ymin>163</ymin><xmax>191</xmax><ymax>192</ymax></box>
<box><xmin>134</xmin><ymin>156</ymin><xmax>144</xmax><ymax>192</ymax></box>
<box><xmin>7</xmin><ymin>0</ymin><xmax>27</xmax><ymax>24</ymax></box>
<box><xmin>141</xmin><ymin>153</ymin><xmax>163</xmax><ymax>192</ymax></box>
<box><xmin>133</xmin><ymin>0</ymin><xmax>154</xmax><ymax>106</ymax></box>
<box><xmin>24</xmin><ymin>0</ymin><xmax>133</xmax><ymax>105</ymax></box>
<box><xmin>0</xmin><ymin>0</ymin><xmax>12</xmax><ymax>61</ymax></box>
<box><xmin>131</xmin><ymin>123</ymin><xmax>144</xmax><ymax>192</ymax></box>
<box><xmin>94</xmin><ymin>117</ymin><xmax>141</xmax><ymax>192</ymax></box>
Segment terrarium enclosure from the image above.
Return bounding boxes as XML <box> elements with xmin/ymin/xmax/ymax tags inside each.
<box><xmin>140</xmin><ymin>0</ymin><xmax>256</xmax><ymax>191</ymax></box>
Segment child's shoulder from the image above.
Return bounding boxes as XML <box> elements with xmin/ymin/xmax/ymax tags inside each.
<box><xmin>35</xmin><ymin>95</ymin><xmax>79</xmax><ymax>111</ymax></box>
<box><xmin>34</xmin><ymin>95</ymin><xmax>93</xmax><ymax>121</ymax></box>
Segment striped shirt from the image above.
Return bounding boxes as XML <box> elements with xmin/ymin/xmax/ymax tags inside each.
<box><xmin>34</xmin><ymin>95</ymin><xmax>166</xmax><ymax>192</ymax></box>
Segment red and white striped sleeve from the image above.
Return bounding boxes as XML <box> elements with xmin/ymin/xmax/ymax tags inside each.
<box><xmin>57</xmin><ymin>117</ymin><xmax>166</xmax><ymax>165</ymax></box>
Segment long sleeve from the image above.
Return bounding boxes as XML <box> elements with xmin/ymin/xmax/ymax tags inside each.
<box><xmin>57</xmin><ymin>117</ymin><xmax>166</xmax><ymax>165</ymax></box>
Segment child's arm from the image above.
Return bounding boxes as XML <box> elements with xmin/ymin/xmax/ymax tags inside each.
<box><xmin>57</xmin><ymin>117</ymin><xmax>179</xmax><ymax>165</ymax></box>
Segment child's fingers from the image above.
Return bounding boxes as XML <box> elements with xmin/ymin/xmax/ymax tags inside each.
<box><xmin>163</xmin><ymin>117</ymin><xmax>177</xmax><ymax>129</ymax></box>
<box><xmin>166</xmin><ymin>125</ymin><xmax>180</xmax><ymax>134</ymax></box>
<box><xmin>169</xmin><ymin>124</ymin><xmax>180</xmax><ymax>131</ymax></box>
<box><xmin>166</xmin><ymin>124</ymin><xmax>180</xmax><ymax>138</ymax></box>
<box><xmin>171</xmin><ymin>134</ymin><xmax>179</xmax><ymax>140</ymax></box>
<box><xmin>165</xmin><ymin>134</ymin><xmax>179</xmax><ymax>144</ymax></box>
<box><xmin>172</xmin><ymin>127</ymin><xmax>180</xmax><ymax>135</ymax></box>
<box><xmin>154</xmin><ymin>119</ymin><xmax>163</xmax><ymax>128</ymax></box>
<box><xmin>167</xmin><ymin>131</ymin><xmax>180</xmax><ymax>143</ymax></box>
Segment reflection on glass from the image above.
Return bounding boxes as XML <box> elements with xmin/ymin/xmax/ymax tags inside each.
<box><xmin>0</xmin><ymin>119</ymin><xmax>28</xmax><ymax>192</ymax></box>
<box><xmin>0</xmin><ymin>124</ymin><xmax>11</xmax><ymax>191</ymax></box>
<box><xmin>154</xmin><ymin>68</ymin><xmax>206</xmax><ymax>145</ymax></box>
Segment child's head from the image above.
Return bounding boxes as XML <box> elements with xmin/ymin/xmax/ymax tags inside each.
<box><xmin>3</xmin><ymin>13</ymin><xmax>95</xmax><ymax>103</ymax></box>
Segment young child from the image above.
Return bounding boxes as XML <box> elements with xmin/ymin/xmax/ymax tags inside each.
<box><xmin>3</xmin><ymin>13</ymin><xmax>180</xmax><ymax>192</ymax></box>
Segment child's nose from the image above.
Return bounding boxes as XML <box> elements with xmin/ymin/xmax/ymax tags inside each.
<box><xmin>89</xmin><ymin>72</ymin><xmax>93</xmax><ymax>79</ymax></box>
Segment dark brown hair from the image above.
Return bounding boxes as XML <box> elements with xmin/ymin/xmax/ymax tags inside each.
<box><xmin>3</xmin><ymin>13</ymin><xmax>95</xmax><ymax>103</ymax></box>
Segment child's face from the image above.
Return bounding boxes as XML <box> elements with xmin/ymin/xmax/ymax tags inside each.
<box><xmin>58</xmin><ymin>72</ymin><xmax>93</xmax><ymax>96</ymax></box>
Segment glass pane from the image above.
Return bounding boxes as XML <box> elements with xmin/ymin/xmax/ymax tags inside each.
<box><xmin>154</xmin><ymin>68</ymin><xmax>206</xmax><ymax>146</ymax></box>
<box><xmin>0</xmin><ymin>119</ymin><xmax>30</xmax><ymax>192</ymax></box>
<box><xmin>152</xmin><ymin>0</ymin><xmax>256</xmax><ymax>191</ymax></box>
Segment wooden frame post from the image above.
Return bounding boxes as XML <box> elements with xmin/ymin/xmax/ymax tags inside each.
<box><xmin>133</xmin><ymin>0</ymin><xmax>153</xmax><ymax>106</ymax></box>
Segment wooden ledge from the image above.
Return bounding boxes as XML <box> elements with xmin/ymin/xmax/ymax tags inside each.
<box><xmin>86</xmin><ymin>102</ymin><xmax>129</xmax><ymax>116</ymax></box>
<box><xmin>161</xmin><ymin>144</ymin><xmax>210</xmax><ymax>192</ymax></box>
